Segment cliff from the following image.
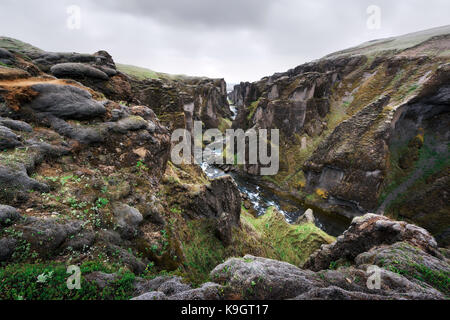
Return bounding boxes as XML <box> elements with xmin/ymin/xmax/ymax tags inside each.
<box><xmin>229</xmin><ymin>26</ymin><xmax>450</xmax><ymax>246</ymax></box>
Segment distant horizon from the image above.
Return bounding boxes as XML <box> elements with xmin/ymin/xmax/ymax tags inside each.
<box><xmin>1</xmin><ymin>0</ymin><xmax>449</xmax><ymax>83</ymax></box>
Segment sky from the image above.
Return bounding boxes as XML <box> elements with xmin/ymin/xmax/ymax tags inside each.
<box><xmin>0</xmin><ymin>0</ymin><xmax>449</xmax><ymax>84</ymax></box>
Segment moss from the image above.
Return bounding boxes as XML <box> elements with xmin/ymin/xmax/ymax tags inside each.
<box><xmin>385</xmin><ymin>261</ymin><xmax>450</xmax><ymax>296</ymax></box>
<box><xmin>175</xmin><ymin>205</ymin><xmax>334</xmax><ymax>286</ymax></box>
<box><xmin>240</xmin><ymin>207</ymin><xmax>335</xmax><ymax>266</ymax></box>
<box><xmin>217</xmin><ymin>117</ymin><xmax>232</xmax><ymax>133</ymax></box>
<box><xmin>247</xmin><ymin>98</ymin><xmax>261</xmax><ymax>121</ymax></box>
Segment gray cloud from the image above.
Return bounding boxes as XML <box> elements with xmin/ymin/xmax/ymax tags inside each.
<box><xmin>0</xmin><ymin>0</ymin><xmax>449</xmax><ymax>83</ymax></box>
<box><xmin>96</xmin><ymin>0</ymin><xmax>272</xmax><ymax>29</ymax></box>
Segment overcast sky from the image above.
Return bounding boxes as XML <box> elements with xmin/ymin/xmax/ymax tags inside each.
<box><xmin>0</xmin><ymin>0</ymin><xmax>449</xmax><ymax>83</ymax></box>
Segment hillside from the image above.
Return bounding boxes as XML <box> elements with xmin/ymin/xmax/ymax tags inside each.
<box><xmin>0</xmin><ymin>27</ymin><xmax>449</xmax><ymax>301</ymax></box>
<box><xmin>229</xmin><ymin>25</ymin><xmax>450</xmax><ymax>246</ymax></box>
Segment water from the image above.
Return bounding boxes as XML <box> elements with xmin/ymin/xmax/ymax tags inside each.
<box><xmin>201</xmin><ymin>161</ymin><xmax>349</xmax><ymax>237</ymax></box>
<box><xmin>229</xmin><ymin>105</ymin><xmax>238</xmax><ymax>120</ymax></box>
<box><xmin>201</xmin><ymin>103</ymin><xmax>350</xmax><ymax>236</ymax></box>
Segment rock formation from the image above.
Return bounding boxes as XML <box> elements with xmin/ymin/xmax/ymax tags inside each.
<box><xmin>229</xmin><ymin>26</ymin><xmax>450</xmax><ymax>245</ymax></box>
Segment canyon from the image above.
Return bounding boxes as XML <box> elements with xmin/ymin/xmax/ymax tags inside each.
<box><xmin>0</xmin><ymin>25</ymin><xmax>449</xmax><ymax>300</ymax></box>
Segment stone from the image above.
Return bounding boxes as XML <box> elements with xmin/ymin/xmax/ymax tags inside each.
<box><xmin>0</xmin><ymin>118</ymin><xmax>33</xmax><ymax>132</ymax></box>
<box><xmin>0</xmin><ymin>205</ymin><xmax>22</xmax><ymax>226</ymax></box>
<box><xmin>210</xmin><ymin>255</ymin><xmax>320</xmax><ymax>300</ymax></box>
<box><xmin>304</xmin><ymin>213</ymin><xmax>441</xmax><ymax>271</ymax></box>
<box><xmin>296</xmin><ymin>208</ymin><xmax>315</xmax><ymax>224</ymax></box>
<box><xmin>27</xmin><ymin>83</ymin><xmax>106</xmax><ymax>120</ymax></box>
<box><xmin>157</xmin><ymin>277</ymin><xmax>191</xmax><ymax>296</ymax></box>
<box><xmin>112</xmin><ymin>203</ymin><xmax>143</xmax><ymax>240</ymax></box>
<box><xmin>0</xmin><ymin>165</ymin><xmax>50</xmax><ymax>195</ymax></box>
<box><xmin>131</xmin><ymin>291</ymin><xmax>168</xmax><ymax>300</ymax></box>
<box><xmin>0</xmin><ymin>125</ymin><xmax>21</xmax><ymax>149</ymax></box>
<box><xmin>17</xmin><ymin>218</ymin><xmax>83</xmax><ymax>256</ymax></box>
<box><xmin>0</xmin><ymin>237</ymin><xmax>17</xmax><ymax>261</ymax></box>
<box><xmin>50</xmin><ymin>63</ymin><xmax>109</xmax><ymax>80</ymax></box>
<box><xmin>106</xmin><ymin>244</ymin><xmax>146</xmax><ymax>274</ymax></box>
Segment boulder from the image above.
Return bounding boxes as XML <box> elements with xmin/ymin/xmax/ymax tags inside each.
<box><xmin>304</xmin><ymin>213</ymin><xmax>441</xmax><ymax>271</ymax></box>
<box><xmin>106</xmin><ymin>244</ymin><xmax>146</xmax><ymax>274</ymax></box>
<box><xmin>210</xmin><ymin>255</ymin><xmax>320</xmax><ymax>300</ymax></box>
<box><xmin>210</xmin><ymin>254</ymin><xmax>445</xmax><ymax>300</ymax></box>
<box><xmin>50</xmin><ymin>63</ymin><xmax>109</xmax><ymax>80</ymax></box>
<box><xmin>0</xmin><ymin>205</ymin><xmax>22</xmax><ymax>226</ymax></box>
<box><xmin>17</xmin><ymin>218</ymin><xmax>83</xmax><ymax>256</ymax></box>
<box><xmin>27</xmin><ymin>83</ymin><xmax>106</xmax><ymax>120</ymax></box>
<box><xmin>0</xmin><ymin>117</ymin><xmax>33</xmax><ymax>132</ymax></box>
<box><xmin>132</xmin><ymin>292</ymin><xmax>168</xmax><ymax>300</ymax></box>
<box><xmin>0</xmin><ymin>237</ymin><xmax>17</xmax><ymax>262</ymax></box>
<box><xmin>0</xmin><ymin>165</ymin><xmax>50</xmax><ymax>195</ymax></box>
<box><xmin>0</xmin><ymin>48</ymin><xmax>13</xmax><ymax>59</ymax></box>
<box><xmin>0</xmin><ymin>125</ymin><xmax>21</xmax><ymax>149</ymax></box>
<box><xmin>112</xmin><ymin>203</ymin><xmax>143</xmax><ymax>240</ymax></box>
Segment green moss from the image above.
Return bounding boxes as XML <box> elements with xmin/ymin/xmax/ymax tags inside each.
<box><xmin>381</xmin><ymin>134</ymin><xmax>450</xmax><ymax>205</ymax></box>
<box><xmin>180</xmin><ymin>220</ymin><xmax>226</xmax><ymax>285</ymax></box>
<box><xmin>116</xmin><ymin>63</ymin><xmax>202</xmax><ymax>81</ymax></box>
<box><xmin>177</xmin><ymin>206</ymin><xmax>333</xmax><ymax>286</ymax></box>
<box><xmin>218</xmin><ymin>117</ymin><xmax>232</xmax><ymax>133</ymax></box>
<box><xmin>386</xmin><ymin>262</ymin><xmax>450</xmax><ymax>296</ymax></box>
<box><xmin>247</xmin><ymin>99</ymin><xmax>261</xmax><ymax>121</ymax></box>
<box><xmin>240</xmin><ymin>207</ymin><xmax>335</xmax><ymax>266</ymax></box>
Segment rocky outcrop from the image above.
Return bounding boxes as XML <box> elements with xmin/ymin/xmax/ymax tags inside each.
<box><xmin>132</xmin><ymin>77</ymin><xmax>231</xmax><ymax>131</ymax></box>
<box><xmin>209</xmin><ymin>254</ymin><xmax>445</xmax><ymax>300</ymax></box>
<box><xmin>304</xmin><ymin>214</ymin><xmax>441</xmax><ymax>271</ymax></box>
<box><xmin>184</xmin><ymin>175</ymin><xmax>242</xmax><ymax>246</ymax></box>
<box><xmin>0</xmin><ymin>48</ymin><xmax>171</xmax><ymax>273</ymax></box>
<box><xmin>127</xmin><ymin>212</ymin><xmax>448</xmax><ymax>300</ymax></box>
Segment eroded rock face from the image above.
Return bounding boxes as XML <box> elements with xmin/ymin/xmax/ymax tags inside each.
<box><xmin>189</xmin><ymin>175</ymin><xmax>242</xmax><ymax>245</ymax></box>
<box><xmin>303</xmin><ymin>214</ymin><xmax>441</xmax><ymax>271</ymax></box>
<box><xmin>132</xmin><ymin>77</ymin><xmax>231</xmax><ymax>131</ymax></box>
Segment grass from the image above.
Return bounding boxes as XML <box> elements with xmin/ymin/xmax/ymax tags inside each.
<box><xmin>240</xmin><ymin>207</ymin><xmax>335</xmax><ymax>266</ymax></box>
<box><xmin>0</xmin><ymin>261</ymin><xmax>137</xmax><ymax>300</ymax></box>
<box><xmin>177</xmin><ymin>206</ymin><xmax>334</xmax><ymax>286</ymax></box>
<box><xmin>116</xmin><ymin>63</ymin><xmax>203</xmax><ymax>82</ymax></box>
<box><xmin>387</xmin><ymin>262</ymin><xmax>450</xmax><ymax>296</ymax></box>
<box><xmin>0</xmin><ymin>36</ymin><xmax>43</xmax><ymax>54</ymax></box>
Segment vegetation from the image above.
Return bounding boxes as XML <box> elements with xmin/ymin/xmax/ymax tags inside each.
<box><xmin>0</xmin><ymin>261</ymin><xmax>136</xmax><ymax>300</ymax></box>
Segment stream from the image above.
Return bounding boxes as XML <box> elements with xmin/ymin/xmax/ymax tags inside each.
<box><xmin>200</xmin><ymin>104</ymin><xmax>350</xmax><ymax>237</ymax></box>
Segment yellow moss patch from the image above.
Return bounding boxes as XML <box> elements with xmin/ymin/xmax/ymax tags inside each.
<box><xmin>315</xmin><ymin>188</ymin><xmax>329</xmax><ymax>199</ymax></box>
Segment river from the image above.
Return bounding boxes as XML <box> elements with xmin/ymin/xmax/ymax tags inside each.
<box><xmin>200</xmin><ymin>104</ymin><xmax>350</xmax><ymax>236</ymax></box>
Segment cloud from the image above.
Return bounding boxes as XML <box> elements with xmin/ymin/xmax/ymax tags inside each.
<box><xmin>0</xmin><ymin>0</ymin><xmax>449</xmax><ymax>83</ymax></box>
